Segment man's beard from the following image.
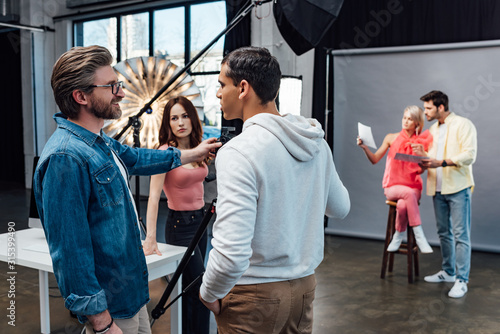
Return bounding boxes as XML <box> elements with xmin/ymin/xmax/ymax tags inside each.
<box><xmin>90</xmin><ymin>95</ymin><xmax>122</xmax><ymax>120</ymax></box>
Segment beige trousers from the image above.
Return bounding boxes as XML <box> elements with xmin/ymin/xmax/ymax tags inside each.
<box><xmin>85</xmin><ymin>305</ymin><xmax>151</xmax><ymax>334</ymax></box>
<box><xmin>215</xmin><ymin>274</ymin><xmax>316</xmax><ymax>334</ymax></box>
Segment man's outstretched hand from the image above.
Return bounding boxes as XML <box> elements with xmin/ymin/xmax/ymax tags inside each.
<box><xmin>180</xmin><ymin>138</ymin><xmax>222</xmax><ymax>165</ymax></box>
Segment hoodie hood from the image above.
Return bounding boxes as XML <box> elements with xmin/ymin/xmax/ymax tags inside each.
<box><xmin>243</xmin><ymin>113</ymin><xmax>325</xmax><ymax>162</ymax></box>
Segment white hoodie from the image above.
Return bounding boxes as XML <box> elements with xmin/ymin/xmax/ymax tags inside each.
<box><xmin>200</xmin><ymin>113</ymin><xmax>350</xmax><ymax>303</ymax></box>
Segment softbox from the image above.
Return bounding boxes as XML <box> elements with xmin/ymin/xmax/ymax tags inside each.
<box><xmin>273</xmin><ymin>0</ymin><xmax>344</xmax><ymax>55</ymax></box>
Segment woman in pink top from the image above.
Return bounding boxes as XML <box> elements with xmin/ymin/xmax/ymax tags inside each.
<box><xmin>357</xmin><ymin>106</ymin><xmax>433</xmax><ymax>253</ymax></box>
<box><xmin>144</xmin><ymin>96</ymin><xmax>210</xmax><ymax>334</ymax></box>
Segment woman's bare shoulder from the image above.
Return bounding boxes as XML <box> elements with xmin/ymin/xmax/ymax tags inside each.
<box><xmin>384</xmin><ymin>132</ymin><xmax>399</xmax><ymax>145</ymax></box>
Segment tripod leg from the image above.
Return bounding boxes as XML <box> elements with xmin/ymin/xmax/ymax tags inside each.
<box><xmin>150</xmin><ymin>199</ymin><xmax>217</xmax><ymax>324</ymax></box>
<box><xmin>158</xmin><ymin>272</ymin><xmax>205</xmax><ymax>313</ymax></box>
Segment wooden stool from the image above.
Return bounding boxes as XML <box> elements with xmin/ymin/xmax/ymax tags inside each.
<box><xmin>381</xmin><ymin>200</ymin><xmax>419</xmax><ymax>283</ymax></box>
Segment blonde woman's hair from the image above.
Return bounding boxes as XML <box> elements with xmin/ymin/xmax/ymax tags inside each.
<box><xmin>51</xmin><ymin>45</ymin><xmax>113</xmax><ymax>118</ymax></box>
<box><xmin>404</xmin><ymin>105</ymin><xmax>424</xmax><ymax>135</ymax></box>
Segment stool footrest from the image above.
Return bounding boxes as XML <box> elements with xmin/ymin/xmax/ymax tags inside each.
<box><xmin>381</xmin><ymin>201</ymin><xmax>419</xmax><ymax>283</ymax></box>
<box><xmin>386</xmin><ymin>200</ymin><xmax>397</xmax><ymax>207</ymax></box>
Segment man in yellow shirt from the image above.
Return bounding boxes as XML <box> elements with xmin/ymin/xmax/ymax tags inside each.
<box><xmin>416</xmin><ymin>90</ymin><xmax>477</xmax><ymax>299</ymax></box>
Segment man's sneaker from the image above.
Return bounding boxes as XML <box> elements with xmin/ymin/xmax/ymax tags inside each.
<box><xmin>424</xmin><ymin>270</ymin><xmax>456</xmax><ymax>283</ymax></box>
<box><xmin>448</xmin><ymin>279</ymin><xmax>468</xmax><ymax>298</ymax></box>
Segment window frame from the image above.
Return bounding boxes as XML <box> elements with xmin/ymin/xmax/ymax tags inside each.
<box><xmin>73</xmin><ymin>0</ymin><xmax>225</xmax><ymax>76</ymax></box>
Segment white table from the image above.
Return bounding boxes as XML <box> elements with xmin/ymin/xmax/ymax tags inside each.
<box><xmin>0</xmin><ymin>228</ymin><xmax>186</xmax><ymax>334</ymax></box>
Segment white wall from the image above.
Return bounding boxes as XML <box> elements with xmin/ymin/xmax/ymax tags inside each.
<box><xmin>327</xmin><ymin>41</ymin><xmax>500</xmax><ymax>253</ymax></box>
<box><xmin>20</xmin><ymin>0</ymin><xmax>73</xmax><ymax>187</ymax></box>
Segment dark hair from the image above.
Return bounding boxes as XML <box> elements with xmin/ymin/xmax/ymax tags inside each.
<box><xmin>420</xmin><ymin>90</ymin><xmax>449</xmax><ymax>111</ymax></box>
<box><xmin>51</xmin><ymin>45</ymin><xmax>113</xmax><ymax>118</ymax></box>
<box><xmin>158</xmin><ymin>96</ymin><xmax>205</xmax><ymax>165</ymax></box>
<box><xmin>159</xmin><ymin>96</ymin><xmax>202</xmax><ymax>147</ymax></box>
<box><xmin>221</xmin><ymin>46</ymin><xmax>281</xmax><ymax>104</ymax></box>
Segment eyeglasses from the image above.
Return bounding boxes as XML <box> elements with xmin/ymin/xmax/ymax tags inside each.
<box><xmin>89</xmin><ymin>81</ymin><xmax>124</xmax><ymax>95</ymax></box>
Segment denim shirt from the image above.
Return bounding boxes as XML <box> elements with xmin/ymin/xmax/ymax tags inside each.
<box><xmin>33</xmin><ymin>113</ymin><xmax>182</xmax><ymax>323</ymax></box>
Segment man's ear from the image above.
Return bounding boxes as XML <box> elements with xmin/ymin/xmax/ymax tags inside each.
<box><xmin>238</xmin><ymin>80</ymin><xmax>250</xmax><ymax>100</ymax></box>
<box><xmin>72</xmin><ymin>89</ymin><xmax>89</xmax><ymax>106</ymax></box>
<box><xmin>438</xmin><ymin>104</ymin><xmax>445</xmax><ymax>113</ymax></box>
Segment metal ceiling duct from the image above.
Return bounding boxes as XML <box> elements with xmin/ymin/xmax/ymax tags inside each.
<box><xmin>66</xmin><ymin>0</ymin><xmax>121</xmax><ymax>9</ymax></box>
<box><xmin>0</xmin><ymin>0</ymin><xmax>19</xmax><ymax>23</ymax></box>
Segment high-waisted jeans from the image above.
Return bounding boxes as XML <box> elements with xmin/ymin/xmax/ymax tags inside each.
<box><xmin>384</xmin><ymin>185</ymin><xmax>422</xmax><ymax>232</ymax></box>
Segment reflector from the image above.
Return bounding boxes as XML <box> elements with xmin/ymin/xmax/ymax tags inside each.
<box><xmin>103</xmin><ymin>56</ymin><xmax>203</xmax><ymax>149</ymax></box>
<box><xmin>273</xmin><ymin>0</ymin><xmax>344</xmax><ymax>55</ymax></box>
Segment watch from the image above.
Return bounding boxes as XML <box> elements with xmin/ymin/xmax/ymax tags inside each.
<box><xmin>441</xmin><ymin>160</ymin><xmax>447</xmax><ymax>167</ymax></box>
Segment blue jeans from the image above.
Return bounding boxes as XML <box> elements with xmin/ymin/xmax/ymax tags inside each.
<box><xmin>433</xmin><ymin>188</ymin><xmax>472</xmax><ymax>282</ymax></box>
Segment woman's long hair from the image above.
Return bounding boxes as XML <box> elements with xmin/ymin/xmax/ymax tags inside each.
<box><xmin>158</xmin><ymin>96</ymin><xmax>205</xmax><ymax>166</ymax></box>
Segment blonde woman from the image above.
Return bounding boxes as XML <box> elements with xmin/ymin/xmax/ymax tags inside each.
<box><xmin>357</xmin><ymin>106</ymin><xmax>433</xmax><ymax>253</ymax></box>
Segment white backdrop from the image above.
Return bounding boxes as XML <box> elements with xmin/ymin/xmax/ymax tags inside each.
<box><xmin>326</xmin><ymin>41</ymin><xmax>500</xmax><ymax>253</ymax></box>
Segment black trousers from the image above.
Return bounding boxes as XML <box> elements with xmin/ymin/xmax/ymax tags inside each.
<box><xmin>165</xmin><ymin>208</ymin><xmax>210</xmax><ymax>334</ymax></box>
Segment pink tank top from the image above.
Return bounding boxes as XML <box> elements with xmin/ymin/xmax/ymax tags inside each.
<box><xmin>382</xmin><ymin>130</ymin><xmax>433</xmax><ymax>191</ymax></box>
<box><xmin>159</xmin><ymin>145</ymin><xmax>208</xmax><ymax>211</ymax></box>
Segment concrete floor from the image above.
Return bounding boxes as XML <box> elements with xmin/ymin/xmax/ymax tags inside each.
<box><xmin>1</xmin><ymin>181</ymin><xmax>499</xmax><ymax>333</ymax></box>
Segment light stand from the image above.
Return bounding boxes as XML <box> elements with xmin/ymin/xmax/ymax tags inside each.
<box><xmin>131</xmin><ymin>115</ymin><xmax>148</xmax><ymax>232</ymax></box>
<box><xmin>150</xmin><ymin>199</ymin><xmax>217</xmax><ymax>326</ymax></box>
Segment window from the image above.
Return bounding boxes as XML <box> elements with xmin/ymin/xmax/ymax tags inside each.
<box><xmin>121</xmin><ymin>12</ymin><xmax>149</xmax><ymax>60</ymax></box>
<box><xmin>74</xmin><ymin>1</ymin><xmax>226</xmax><ymax>129</ymax></box>
<box><xmin>190</xmin><ymin>2</ymin><xmax>225</xmax><ymax>71</ymax></box>
<box><xmin>278</xmin><ymin>76</ymin><xmax>303</xmax><ymax>116</ymax></box>
<box><xmin>154</xmin><ymin>7</ymin><xmax>185</xmax><ymax>67</ymax></box>
<box><xmin>75</xmin><ymin>17</ymin><xmax>118</xmax><ymax>63</ymax></box>
<box><xmin>189</xmin><ymin>1</ymin><xmax>226</xmax><ymax>127</ymax></box>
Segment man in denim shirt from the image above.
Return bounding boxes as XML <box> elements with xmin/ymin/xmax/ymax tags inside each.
<box><xmin>33</xmin><ymin>45</ymin><xmax>220</xmax><ymax>334</ymax></box>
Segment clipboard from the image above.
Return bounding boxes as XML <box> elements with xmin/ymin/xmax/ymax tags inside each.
<box><xmin>394</xmin><ymin>153</ymin><xmax>427</xmax><ymax>164</ymax></box>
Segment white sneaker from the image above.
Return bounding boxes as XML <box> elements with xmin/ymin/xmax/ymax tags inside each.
<box><xmin>448</xmin><ymin>279</ymin><xmax>468</xmax><ymax>298</ymax></box>
<box><xmin>424</xmin><ymin>270</ymin><xmax>456</xmax><ymax>283</ymax></box>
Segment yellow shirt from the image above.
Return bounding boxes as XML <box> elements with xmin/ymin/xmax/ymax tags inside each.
<box><xmin>427</xmin><ymin>112</ymin><xmax>477</xmax><ymax>196</ymax></box>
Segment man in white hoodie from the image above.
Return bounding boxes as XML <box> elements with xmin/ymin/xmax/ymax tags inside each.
<box><xmin>199</xmin><ymin>46</ymin><xmax>350</xmax><ymax>333</ymax></box>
